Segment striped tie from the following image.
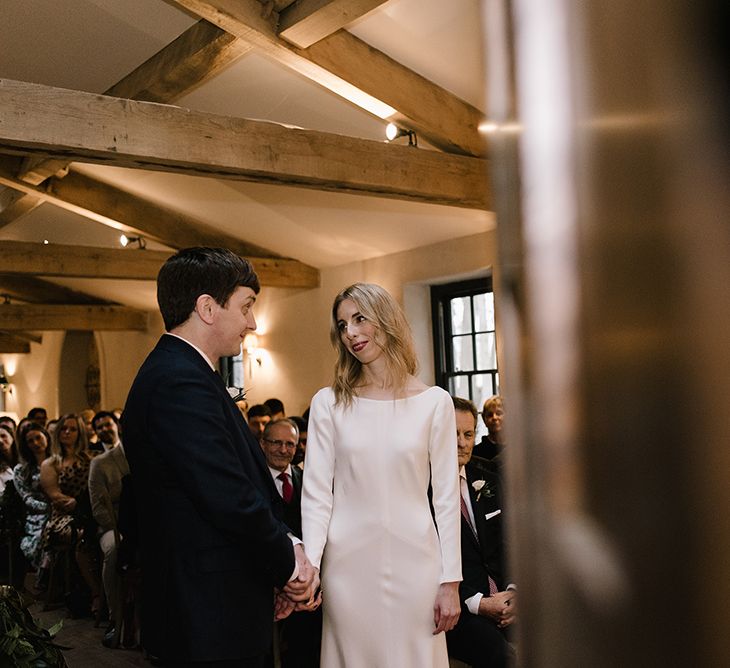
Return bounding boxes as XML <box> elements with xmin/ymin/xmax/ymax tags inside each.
<box><xmin>461</xmin><ymin>488</ymin><xmax>499</xmax><ymax>595</ymax></box>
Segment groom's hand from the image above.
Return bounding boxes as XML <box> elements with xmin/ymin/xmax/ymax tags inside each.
<box><xmin>284</xmin><ymin>544</ymin><xmax>318</xmax><ymax>602</ymax></box>
<box><xmin>274</xmin><ymin>590</ymin><xmax>295</xmax><ymax>621</ymax></box>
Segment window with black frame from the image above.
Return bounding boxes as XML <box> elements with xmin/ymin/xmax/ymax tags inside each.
<box><xmin>431</xmin><ymin>277</ymin><xmax>498</xmax><ymax>411</ymax></box>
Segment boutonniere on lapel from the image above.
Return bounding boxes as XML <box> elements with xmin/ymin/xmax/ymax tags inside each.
<box><xmin>227</xmin><ymin>387</ymin><xmax>247</xmax><ymax>403</ymax></box>
<box><xmin>472</xmin><ymin>479</ymin><xmax>494</xmax><ymax>502</ymax></box>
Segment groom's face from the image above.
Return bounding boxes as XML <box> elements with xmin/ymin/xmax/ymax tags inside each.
<box><xmin>214</xmin><ymin>286</ymin><xmax>257</xmax><ymax>357</ymax></box>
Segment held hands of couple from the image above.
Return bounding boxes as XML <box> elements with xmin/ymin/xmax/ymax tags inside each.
<box><xmin>433</xmin><ymin>581</ymin><xmax>461</xmax><ymax>635</ymax></box>
<box><xmin>274</xmin><ymin>545</ymin><xmax>321</xmax><ymax>620</ymax></box>
<box><xmin>282</xmin><ymin>544</ymin><xmax>321</xmax><ymax>608</ymax></box>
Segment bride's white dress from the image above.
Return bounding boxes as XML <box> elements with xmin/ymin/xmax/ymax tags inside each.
<box><xmin>301</xmin><ymin>386</ymin><xmax>461</xmax><ymax>667</ymax></box>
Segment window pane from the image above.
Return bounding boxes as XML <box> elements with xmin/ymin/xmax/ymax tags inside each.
<box><xmin>450</xmin><ymin>296</ymin><xmax>473</xmax><ymax>335</ymax></box>
<box><xmin>452</xmin><ymin>335</ymin><xmax>474</xmax><ymax>372</ymax></box>
<box><xmin>471</xmin><ymin>374</ymin><xmax>493</xmax><ymax>441</ymax></box>
<box><xmin>474</xmin><ymin>291</ymin><xmax>495</xmax><ymax>331</ymax></box>
<box><xmin>231</xmin><ymin>351</ymin><xmax>244</xmax><ymax>388</ymax></box>
<box><xmin>449</xmin><ymin>375</ymin><xmax>470</xmax><ymax>400</ymax></box>
<box><xmin>471</xmin><ymin>374</ymin><xmax>494</xmax><ymax>412</ymax></box>
<box><xmin>475</xmin><ymin>333</ymin><xmax>497</xmax><ymax>369</ymax></box>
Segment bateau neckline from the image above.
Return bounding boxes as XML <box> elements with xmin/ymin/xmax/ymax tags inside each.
<box><xmin>352</xmin><ymin>386</ymin><xmax>439</xmax><ymax>402</ymax></box>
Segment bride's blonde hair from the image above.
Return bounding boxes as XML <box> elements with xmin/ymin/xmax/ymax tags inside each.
<box><xmin>330</xmin><ymin>283</ymin><xmax>418</xmax><ymax>406</ymax></box>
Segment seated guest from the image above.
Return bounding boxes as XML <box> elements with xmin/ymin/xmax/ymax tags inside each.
<box><xmin>264</xmin><ymin>398</ymin><xmax>286</xmax><ymax>421</ymax></box>
<box><xmin>91</xmin><ymin>411</ymin><xmax>122</xmax><ymax>453</ymax></box>
<box><xmin>13</xmin><ymin>423</ymin><xmax>52</xmax><ymax>573</ymax></box>
<box><xmin>1</xmin><ymin>423</ymin><xmax>24</xmax><ymax>586</ymax></box>
<box><xmin>472</xmin><ymin>395</ymin><xmax>506</xmax><ymax>475</ymax></box>
<box><xmin>80</xmin><ymin>408</ymin><xmax>103</xmax><ymax>454</ymax></box>
<box><xmin>40</xmin><ymin>413</ymin><xmax>102</xmax><ymax>615</ymax></box>
<box><xmin>0</xmin><ymin>415</ymin><xmax>17</xmax><ymax>433</ymax></box>
<box><xmin>447</xmin><ymin>397</ymin><xmax>515</xmax><ymax>668</ymax></box>
<box><xmin>0</xmin><ymin>423</ymin><xmax>19</xmax><ymax>495</ymax></box>
<box><xmin>88</xmin><ymin>411</ymin><xmax>129</xmax><ymax>634</ymax></box>
<box><xmin>261</xmin><ymin>419</ymin><xmax>321</xmax><ymax>668</ymax></box>
<box><xmin>289</xmin><ymin>416</ymin><xmax>308</xmax><ymax>469</ymax></box>
<box><xmin>26</xmin><ymin>407</ymin><xmax>48</xmax><ymax>428</ymax></box>
<box><xmin>247</xmin><ymin>403</ymin><xmax>272</xmax><ymax>442</ymax></box>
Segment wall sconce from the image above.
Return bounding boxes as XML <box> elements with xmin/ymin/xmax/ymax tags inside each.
<box><xmin>120</xmin><ymin>234</ymin><xmax>147</xmax><ymax>249</ymax></box>
<box><xmin>0</xmin><ymin>364</ymin><xmax>12</xmax><ymax>395</ymax></box>
<box><xmin>385</xmin><ymin>122</ymin><xmax>418</xmax><ymax>147</ymax></box>
<box><xmin>243</xmin><ymin>333</ymin><xmax>262</xmax><ymax>375</ymax></box>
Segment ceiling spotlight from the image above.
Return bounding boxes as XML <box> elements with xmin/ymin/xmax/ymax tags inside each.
<box><xmin>385</xmin><ymin>122</ymin><xmax>418</xmax><ymax>147</ymax></box>
<box><xmin>120</xmin><ymin>234</ymin><xmax>147</xmax><ymax>249</ymax></box>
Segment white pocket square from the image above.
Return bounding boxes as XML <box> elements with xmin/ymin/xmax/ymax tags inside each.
<box><xmin>485</xmin><ymin>509</ymin><xmax>502</xmax><ymax>521</ymax></box>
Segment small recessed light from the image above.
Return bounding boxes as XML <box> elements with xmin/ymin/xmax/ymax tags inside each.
<box><xmin>43</xmin><ymin>239</ymin><xmax>49</xmax><ymax>244</ymax></box>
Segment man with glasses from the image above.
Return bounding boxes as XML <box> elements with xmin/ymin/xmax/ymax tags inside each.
<box><xmin>261</xmin><ymin>419</ymin><xmax>321</xmax><ymax>668</ymax></box>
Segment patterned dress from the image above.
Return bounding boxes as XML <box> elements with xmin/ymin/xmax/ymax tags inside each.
<box><xmin>12</xmin><ymin>463</ymin><xmax>50</xmax><ymax>567</ymax></box>
<box><xmin>41</xmin><ymin>456</ymin><xmax>94</xmax><ymax>549</ymax></box>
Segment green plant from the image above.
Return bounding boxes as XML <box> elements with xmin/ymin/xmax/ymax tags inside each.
<box><xmin>0</xmin><ymin>585</ymin><xmax>67</xmax><ymax>667</ymax></box>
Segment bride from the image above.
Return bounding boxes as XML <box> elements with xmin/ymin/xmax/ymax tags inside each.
<box><xmin>302</xmin><ymin>282</ymin><xmax>461</xmax><ymax>667</ymax></box>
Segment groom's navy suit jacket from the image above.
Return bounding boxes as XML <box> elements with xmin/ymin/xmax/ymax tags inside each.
<box><xmin>122</xmin><ymin>335</ymin><xmax>295</xmax><ymax>662</ymax></box>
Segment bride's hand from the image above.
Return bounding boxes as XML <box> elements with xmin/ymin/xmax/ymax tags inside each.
<box><xmin>295</xmin><ymin>586</ymin><xmax>322</xmax><ymax>612</ymax></box>
<box><xmin>432</xmin><ymin>581</ymin><xmax>460</xmax><ymax>634</ymax></box>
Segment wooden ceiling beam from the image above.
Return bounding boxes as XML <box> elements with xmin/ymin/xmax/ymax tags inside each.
<box><xmin>168</xmin><ymin>0</ymin><xmax>485</xmax><ymax>156</ymax></box>
<box><xmin>0</xmin><ymin>172</ymin><xmax>321</xmax><ymax>287</ymax></box>
<box><xmin>0</xmin><ymin>79</ymin><xmax>489</xmax><ymax>209</ymax></box>
<box><xmin>0</xmin><ymin>330</ymin><xmax>43</xmax><ymax>344</ymax></box>
<box><xmin>0</xmin><ymin>274</ymin><xmax>114</xmax><ymax>305</ymax></box>
<box><xmin>278</xmin><ymin>0</ymin><xmax>388</xmax><ymax>48</ymax></box>
<box><xmin>0</xmin><ymin>333</ymin><xmax>30</xmax><ymax>354</ymax></box>
<box><xmin>0</xmin><ymin>305</ymin><xmax>148</xmax><ymax>332</ymax></box>
<box><xmin>18</xmin><ymin>20</ymin><xmax>253</xmax><ymax>188</ymax></box>
<box><xmin>48</xmin><ymin>171</ymin><xmax>281</xmax><ymax>259</ymax></box>
<box><xmin>0</xmin><ymin>189</ymin><xmax>42</xmax><ymax>229</ymax></box>
<box><xmin>0</xmin><ymin>159</ymin><xmax>43</xmax><ymax>229</ymax></box>
<box><xmin>0</xmin><ymin>241</ymin><xmax>320</xmax><ymax>289</ymax></box>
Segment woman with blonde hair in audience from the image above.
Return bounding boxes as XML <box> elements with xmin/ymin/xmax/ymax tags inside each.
<box><xmin>302</xmin><ymin>282</ymin><xmax>462</xmax><ymax>667</ymax></box>
<box><xmin>472</xmin><ymin>395</ymin><xmax>505</xmax><ymax>474</ymax></box>
<box><xmin>40</xmin><ymin>413</ymin><xmax>101</xmax><ymax>614</ymax></box>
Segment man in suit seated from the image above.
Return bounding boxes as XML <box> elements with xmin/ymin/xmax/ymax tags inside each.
<box><xmin>88</xmin><ymin>410</ymin><xmax>129</xmax><ymax>639</ymax></box>
<box><xmin>446</xmin><ymin>397</ymin><xmax>516</xmax><ymax>668</ymax></box>
<box><xmin>261</xmin><ymin>419</ymin><xmax>322</xmax><ymax>668</ymax></box>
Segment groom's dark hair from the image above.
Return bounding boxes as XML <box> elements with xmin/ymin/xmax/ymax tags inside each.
<box><xmin>157</xmin><ymin>247</ymin><xmax>260</xmax><ymax>331</ymax></box>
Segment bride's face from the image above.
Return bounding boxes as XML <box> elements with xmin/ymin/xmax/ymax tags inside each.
<box><xmin>336</xmin><ymin>298</ymin><xmax>382</xmax><ymax>364</ymax></box>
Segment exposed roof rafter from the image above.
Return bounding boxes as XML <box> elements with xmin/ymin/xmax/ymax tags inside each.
<box><xmin>168</xmin><ymin>0</ymin><xmax>486</xmax><ymax>156</ymax></box>
<box><xmin>0</xmin><ymin>304</ymin><xmax>148</xmax><ymax>331</ymax></box>
<box><xmin>278</xmin><ymin>0</ymin><xmax>388</xmax><ymax>48</ymax></box>
<box><xmin>0</xmin><ymin>79</ymin><xmax>489</xmax><ymax>209</ymax></box>
<box><xmin>0</xmin><ymin>241</ymin><xmax>320</xmax><ymax>289</ymax></box>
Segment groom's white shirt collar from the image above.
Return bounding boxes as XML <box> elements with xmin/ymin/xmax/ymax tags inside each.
<box><xmin>165</xmin><ymin>333</ymin><xmax>215</xmax><ymax>371</ymax></box>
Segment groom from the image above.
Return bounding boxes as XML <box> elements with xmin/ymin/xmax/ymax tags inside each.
<box><xmin>122</xmin><ymin>247</ymin><xmax>317</xmax><ymax>667</ymax></box>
